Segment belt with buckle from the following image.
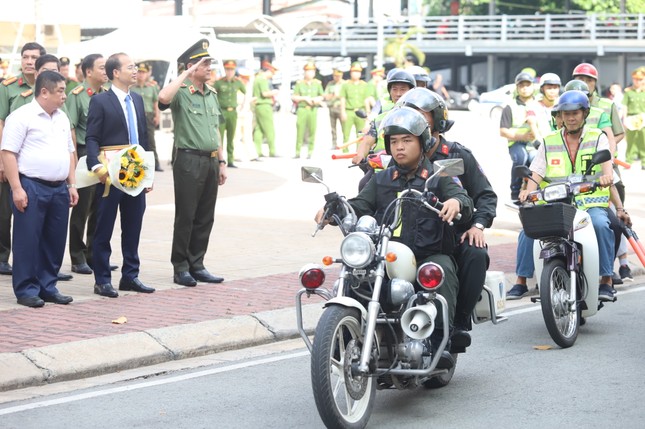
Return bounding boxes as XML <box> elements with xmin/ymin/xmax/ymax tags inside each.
<box><xmin>178</xmin><ymin>148</ymin><xmax>219</xmax><ymax>158</ymax></box>
<box><xmin>19</xmin><ymin>173</ymin><xmax>65</xmax><ymax>188</ymax></box>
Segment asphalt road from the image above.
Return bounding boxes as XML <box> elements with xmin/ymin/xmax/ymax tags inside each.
<box><xmin>1</xmin><ymin>284</ymin><xmax>643</xmax><ymax>429</ymax></box>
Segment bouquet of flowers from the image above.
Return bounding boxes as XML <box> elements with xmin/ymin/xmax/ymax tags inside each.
<box><xmin>75</xmin><ymin>145</ymin><xmax>154</xmax><ymax>197</ymax></box>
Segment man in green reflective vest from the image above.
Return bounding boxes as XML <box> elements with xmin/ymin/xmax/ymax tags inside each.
<box><xmin>518</xmin><ymin>90</ymin><xmax>619</xmax><ymax>302</ymax></box>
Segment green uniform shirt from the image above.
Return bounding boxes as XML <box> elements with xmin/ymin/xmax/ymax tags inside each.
<box><xmin>589</xmin><ymin>92</ymin><xmax>625</xmax><ymax>136</ymax></box>
<box><xmin>253</xmin><ymin>75</ymin><xmax>273</xmax><ymax>106</ymax></box>
<box><xmin>65</xmin><ymin>82</ymin><xmax>104</xmax><ymax>146</ymax></box>
<box><xmin>165</xmin><ymin>79</ymin><xmax>222</xmax><ymax>151</ymax></box>
<box><xmin>324</xmin><ymin>79</ymin><xmax>344</xmax><ymax>108</ymax></box>
<box><xmin>293</xmin><ymin>79</ymin><xmax>324</xmax><ymax>108</ymax></box>
<box><xmin>340</xmin><ymin>80</ymin><xmax>369</xmax><ymax>110</ymax></box>
<box><xmin>65</xmin><ymin>78</ymin><xmax>78</xmax><ymax>95</ymax></box>
<box><xmin>8</xmin><ymin>87</ymin><xmax>35</xmax><ymax>112</ymax></box>
<box><xmin>214</xmin><ymin>77</ymin><xmax>246</xmax><ymax>109</ymax></box>
<box><xmin>622</xmin><ymin>87</ymin><xmax>645</xmax><ymax>116</ymax></box>
<box><xmin>130</xmin><ymin>82</ymin><xmax>159</xmax><ymax>113</ymax></box>
<box><xmin>0</xmin><ymin>74</ymin><xmax>32</xmax><ymax>120</ymax></box>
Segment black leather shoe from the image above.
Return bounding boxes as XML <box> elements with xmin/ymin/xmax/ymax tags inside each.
<box><xmin>94</xmin><ymin>283</ymin><xmax>119</xmax><ymax>298</ymax></box>
<box><xmin>17</xmin><ymin>296</ymin><xmax>45</xmax><ymax>307</ymax></box>
<box><xmin>71</xmin><ymin>263</ymin><xmax>93</xmax><ymax>274</ymax></box>
<box><xmin>155</xmin><ymin>167</ymin><xmax>164</xmax><ymax>172</ymax></box>
<box><xmin>450</xmin><ymin>329</ymin><xmax>472</xmax><ymax>353</ymax></box>
<box><xmin>119</xmin><ymin>278</ymin><xmax>155</xmax><ymax>293</ymax></box>
<box><xmin>57</xmin><ymin>272</ymin><xmax>73</xmax><ymax>281</ymax></box>
<box><xmin>190</xmin><ymin>269</ymin><xmax>224</xmax><ymax>283</ymax></box>
<box><xmin>174</xmin><ymin>271</ymin><xmax>197</xmax><ymax>287</ymax></box>
<box><xmin>0</xmin><ymin>261</ymin><xmax>12</xmax><ymax>275</ymax></box>
<box><xmin>41</xmin><ymin>293</ymin><xmax>73</xmax><ymax>305</ymax></box>
<box><xmin>110</xmin><ymin>264</ymin><xmax>118</xmax><ymax>271</ymax></box>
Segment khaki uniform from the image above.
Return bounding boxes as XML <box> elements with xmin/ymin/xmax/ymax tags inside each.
<box><xmin>162</xmin><ymin>79</ymin><xmax>222</xmax><ymax>273</ymax></box>
<box><xmin>65</xmin><ymin>83</ymin><xmax>104</xmax><ymax>266</ymax></box>
<box><xmin>130</xmin><ymin>82</ymin><xmax>161</xmax><ymax>169</ymax></box>
<box><xmin>214</xmin><ymin>77</ymin><xmax>246</xmax><ymax>165</ymax></box>
<box><xmin>293</xmin><ymin>78</ymin><xmax>324</xmax><ymax>157</ymax></box>
<box><xmin>0</xmin><ymin>74</ymin><xmax>33</xmax><ymax>264</ymax></box>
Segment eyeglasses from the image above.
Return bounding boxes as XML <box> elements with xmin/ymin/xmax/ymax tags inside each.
<box><xmin>121</xmin><ymin>65</ymin><xmax>136</xmax><ymax>71</ymax></box>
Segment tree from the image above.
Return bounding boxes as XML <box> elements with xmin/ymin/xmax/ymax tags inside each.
<box><xmin>383</xmin><ymin>27</ymin><xmax>426</xmax><ymax>68</ymax></box>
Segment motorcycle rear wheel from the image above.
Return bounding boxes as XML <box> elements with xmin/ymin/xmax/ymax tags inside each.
<box><xmin>311</xmin><ymin>306</ymin><xmax>376</xmax><ymax>429</ymax></box>
<box><xmin>540</xmin><ymin>259</ymin><xmax>579</xmax><ymax>348</ymax></box>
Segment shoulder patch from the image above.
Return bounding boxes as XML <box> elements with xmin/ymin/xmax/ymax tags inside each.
<box><xmin>2</xmin><ymin>76</ymin><xmax>17</xmax><ymax>86</ymax></box>
<box><xmin>20</xmin><ymin>89</ymin><xmax>33</xmax><ymax>98</ymax></box>
<box><xmin>206</xmin><ymin>83</ymin><xmax>217</xmax><ymax>94</ymax></box>
<box><xmin>72</xmin><ymin>85</ymin><xmax>84</xmax><ymax>95</ymax></box>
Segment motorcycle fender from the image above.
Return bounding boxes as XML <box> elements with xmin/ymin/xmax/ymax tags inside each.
<box><xmin>323</xmin><ymin>297</ymin><xmax>368</xmax><ymax>320</ymax></box>
<box><xmin>573</xmin><ymin>210</ymin><xmax>600</xmax><ymax>317</ymax></box>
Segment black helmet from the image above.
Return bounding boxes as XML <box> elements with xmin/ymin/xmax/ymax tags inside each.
<box><xmin>381</xmin><ymin>106</ymin><xmax>436</xmax><ymax>155</ymax></box>
<box><xmin>387</xmin><ymin>69</ymin><xmax>416</xmax><ymax>93</ymax></box>
<box><xmin>515</xmin><ymin>72</ymin><xmax>533</xmax><ymax>85</ymax></box>
<box><xmin>397</xmin><ymin>87</ymin><xmax>454</xmax><ymax>133</ymax></box>
<box><xmin>563</xmin><ymin>79</ymin><xmax>590</xmax><ymax>95</ymax></box>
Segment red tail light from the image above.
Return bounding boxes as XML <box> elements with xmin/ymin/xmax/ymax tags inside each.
<box><xmin>299</xmin><ymin>264</ymin><xmax>326</xmax><ymax>289</ymax></box>
<box><xmin>416</xmin><ymin>262</ymin><xmax>444</xmax><ymax>290</ymax></box>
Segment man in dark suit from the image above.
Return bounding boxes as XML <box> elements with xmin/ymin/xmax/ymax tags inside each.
<box><xmin>85</xmin><ymin>52</ymin><xmax>155</xmax><ymax>298</ymax></box>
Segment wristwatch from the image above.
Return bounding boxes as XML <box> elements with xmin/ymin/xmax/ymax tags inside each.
<box><xmin>473</xmin><ymin>223</ymin><xmax>485</xmax><ymax>231</ymax></box>
<box><xmin>218</xmin><ymin>160</ymin><xmax>226</xmax><ymax>165</ymax></box>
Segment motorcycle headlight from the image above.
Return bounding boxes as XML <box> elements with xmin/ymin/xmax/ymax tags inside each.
<box><xmin>340</xmin><ymin>232</ymin><xmax>375</xmax><ymax>269</ymax></box>
<box><xmin>460</xmin><ymin>93</ymin><xmax>469</xmax><ymax>101</ymax></box>
<box><xmin>543</xmin><ymin>183</ymin><xmax>568</xmax><ymax>202</ymax></box>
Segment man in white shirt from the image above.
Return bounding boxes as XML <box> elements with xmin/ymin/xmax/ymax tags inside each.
<box><xmin>1</xmin><ymin>71</ymin><xmax>78</xmax><ymax>307</ymax></box>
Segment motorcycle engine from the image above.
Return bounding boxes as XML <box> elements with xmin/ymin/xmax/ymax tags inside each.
<box><xmin>397</xmin><ymin>339</ymin><xmax>427</xmax><ymax>369</ymax></box>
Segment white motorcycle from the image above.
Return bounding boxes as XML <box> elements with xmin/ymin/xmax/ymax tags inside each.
<box><xmin>295</xmin><ymin>159</ymin><xmax>506</xmax><ymax>429</ymax></box>
<box><xmin>516</xmin><ymin>149</ymin><xmax>615</xmax><ymax>348</ymax></box>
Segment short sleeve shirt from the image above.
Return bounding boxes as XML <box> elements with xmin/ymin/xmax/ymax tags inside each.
<box><xmin>293</xmin><ymin>79</ymin><xmax>324</xmax><ymax>108</ymax></box>
<box><xmin>1</xmin><ymin>99</ymin><xmax>74</xmax><ymax>181</ymax></box>
<box><xmin>214</xmin><ymin>77</ymin><xmax>246</xmax><ymax>109</ymax></box>
<box><xmin>340</xmin><ymin>80</ymin><xmax>369</xmax><ymax>110</ymax></box>
<box><xmin>167</xmin><ymin>79</ymin><xmax>221</xmax><ymax>151</ymax></box>
<box><xmin>253</xmin><ymin>75</ymin><xmax>273</xmax><ymax>106</ymax></box>
<box><xmin>130</xmin><ymin>83</ymin><xmax>159</xmax><ymax>114</ymax></box>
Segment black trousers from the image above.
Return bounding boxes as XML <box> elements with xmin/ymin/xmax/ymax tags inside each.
<box><xmin>453</xmin><ymin>239</ymin><xmax>490</xmax><ymax>329</ymax></box>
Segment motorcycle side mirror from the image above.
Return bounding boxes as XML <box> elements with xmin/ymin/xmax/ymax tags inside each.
<box><xmin>514</xmin><ymin>165</ymin><xmax>531</xmax><ymax>179</ymax></box>
<box><xmin>584</xmin><ymin>149</ymin><xmax>612</xmax><ymax>176</ymax></box>
<box><xmin>355</xmin><ymin>109</ymin><xmax>367</xmax><ymax>119</ymax></box>
<box><xmin>433</xmin><ymin>158</ymin><xmax>464</xmax><ymax>177</ymax></box>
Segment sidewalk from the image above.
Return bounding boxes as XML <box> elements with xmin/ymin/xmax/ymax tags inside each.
<box><xmin>1</xmin><ymin>128</ymin><xmax>643</xmax><ymax>393</ymax></box>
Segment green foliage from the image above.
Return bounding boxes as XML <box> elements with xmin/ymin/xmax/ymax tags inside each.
<box><xmin>427</xmin><ymin>0</ymin><xmax>645</xmax><ymax>15</ymax></box>
<box><xmin>383</xmin><ymin>27</ymin><xmax>427</xmax><ymax>68</ymax></box>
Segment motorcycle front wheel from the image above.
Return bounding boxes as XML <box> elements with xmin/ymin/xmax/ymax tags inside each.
<box><xmin>540</xmin><ymin>259</ymin><xmax>579</xmax><ymax>348</ymax></box>
<box><xmin>311</xmin><ymin>306</ymin><xmax>376</xmax><ymax>429</ymax></box>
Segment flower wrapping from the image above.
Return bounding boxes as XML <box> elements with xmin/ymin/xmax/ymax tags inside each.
<box><xmin>75</xmin><ymin>145</ymin><xmax>154</xmax><ymax>196</ymax></box>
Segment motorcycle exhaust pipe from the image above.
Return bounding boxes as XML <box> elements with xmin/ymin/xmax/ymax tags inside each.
<box><xmin>401</xmin><ymin>304</ymin><xmax>437</xmax><ymax>340</ymax></box>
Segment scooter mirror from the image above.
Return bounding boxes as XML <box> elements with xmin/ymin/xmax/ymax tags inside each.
<box><xmin>584</xmin><ymin>149</ymin><xmax>612</xmax><ymax>176</ymax></box>
<box><xmin>355</xmin><ymin>109</ymin><xmax>367</xmax><ymax>119</ymax></box>
<box><xmin>514</xmin><ymin>165</ymin><xmax>532</xmax><ymax>179</ymax></box>
<box><xmin>301</xmin><ymin>166</ymin><xmax>323</xmax><ymax>183</ymax></box>
<box><xmin>433</xmin><ymin>158</ymin><xmax>464</xmax><ymax>177</ymax></box>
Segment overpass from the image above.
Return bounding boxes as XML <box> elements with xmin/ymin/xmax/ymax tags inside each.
<box><xmin>217</xmin><ymin>13</ymin><xmax>645</xmax><ymax>90</ymax></box>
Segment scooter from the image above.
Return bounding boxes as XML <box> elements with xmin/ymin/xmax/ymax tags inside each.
<box><xmin>515</xmin><ymin>149</ymin><xmax>615</xmax><ymax>348</ymax></box>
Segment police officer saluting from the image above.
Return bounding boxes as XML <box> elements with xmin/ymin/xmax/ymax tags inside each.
<box><xmin>158</xmin><ymin>39</ymin><xmax>227</xmax><ymax>287</ymax></box>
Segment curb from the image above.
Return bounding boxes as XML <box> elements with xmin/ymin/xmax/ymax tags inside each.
<box><xmin>0</xmin><ymin>304</ymin><xmax>325</xmax><ymax>392</ymax></box>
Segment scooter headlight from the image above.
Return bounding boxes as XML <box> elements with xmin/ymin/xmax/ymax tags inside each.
<box><xmin>543</xmin><ymin>183</ymin><xmax>568</xmax><ymax>202</ymax></box>
<box><xmin>340</xmin><ymin>232</ymin><xmax>375</xmax><ymax>269</ymax></box>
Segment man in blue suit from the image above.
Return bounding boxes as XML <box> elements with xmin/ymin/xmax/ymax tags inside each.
<box><xmin>86</xmin><ymin>52</ymin><xmax>155</xmax><ymax>298</ymax></box>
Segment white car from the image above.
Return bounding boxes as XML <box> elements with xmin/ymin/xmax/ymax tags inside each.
<box><xmin>478</xmin><ymin>83</ymin><xmax>516</xmax><ymax>123</ymax></box>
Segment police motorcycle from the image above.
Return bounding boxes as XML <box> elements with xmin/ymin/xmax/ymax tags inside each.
<box><xmin>295</xmin><ymin>160</ymin><xmax>506</xmax><ymax>429</ymax></box>
<box><xmin>515</xmin><ymin>149</ymin><xmax>614</xmax><ymax>348</ymax></box>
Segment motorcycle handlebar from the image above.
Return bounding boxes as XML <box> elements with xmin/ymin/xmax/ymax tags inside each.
<box><xmin>424</xmin><ymin>192</ymin><xmax>462</xmax><ymax>222</ymax></box>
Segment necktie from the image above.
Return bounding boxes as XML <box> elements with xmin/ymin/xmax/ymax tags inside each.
<box><xmin>125</xmin><ymin>94</ymin><xmax>138</xmax><ymax>145</ymax></box>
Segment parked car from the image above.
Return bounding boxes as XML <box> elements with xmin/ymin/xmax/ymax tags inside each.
<box><xmin>478</xmin><ymin>83</ymin><xmax>516</xmax><ymax>122</ymax></box>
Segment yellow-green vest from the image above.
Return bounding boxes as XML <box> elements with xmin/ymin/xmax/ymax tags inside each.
<box><xmin>373</xmin><ymin>98</ymin><xmax>395</xmax><ymax>152</ymax></box>
<box><xmin>585</xmin><ymin>106</ymin><xmax>603</xmax><ymax>128</ymax></box>
<box><xmin>543</xmin><ymin>127</ymin><xmax>610</xmax><ymax>210</ymax></box>
<box><xmin>507</xmin><ymin>99</ymin><xmax>532</xmax><ymax>147</ymax></box>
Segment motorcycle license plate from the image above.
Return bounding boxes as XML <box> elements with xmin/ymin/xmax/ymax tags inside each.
<box><xmin>352</xmin><ymin>269</ymin><xmax>367</xmax><ymax>276</ymax></box>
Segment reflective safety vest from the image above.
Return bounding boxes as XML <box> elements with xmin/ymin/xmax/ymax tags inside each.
<box><xmin>506</xmin><ymin>99</ymin><xmax>532</xmax><ymax>147</ymax></box>
<box><xmin>373</xmin><ymin>98</ymin><xmax>395</xmax><ymax>152</ymax></box>
<box><xmin>543</xmin><ymin>127</ymin><xmax>610</xmax><ymax>210</ymax></box>
<box><xmin>585</xmin><ymin>106</ymin><xmax>604</xmax><ymax>128</ymax></box>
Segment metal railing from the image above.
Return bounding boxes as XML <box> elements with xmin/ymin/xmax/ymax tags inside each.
<box><xmin>312</xmin><ymin>13</ymin><xmax>645</xmax><ymax>43</ymax></box>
